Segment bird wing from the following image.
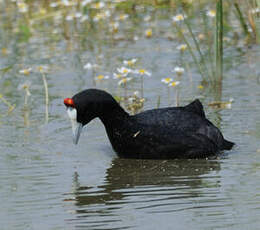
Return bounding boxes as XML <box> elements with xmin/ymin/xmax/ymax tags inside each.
<box><xmin>154</xmin><ymin>133</ymin><xmax>219</xmax><ymax>158</ymax></box>
<box><xmin>182</xmin><ymin>99</ymin><xmax>206</xmax><ymax>118</ymax></box>
<box><xmin>134</xmin><ymin>106</ymin><xmax>204</xmax><ymax>133</ymax></box>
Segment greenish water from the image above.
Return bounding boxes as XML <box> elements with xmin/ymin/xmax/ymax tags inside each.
<box><xmin>1</xmin><ymin>1</ymin><xmax>260</xmax><ymax>229</ymax></box>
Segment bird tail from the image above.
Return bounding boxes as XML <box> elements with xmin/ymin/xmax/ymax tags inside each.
<box><xmin>223</xmin><ymin>139</ymin><xmax>234</xmax><ymax>150</ymax></box>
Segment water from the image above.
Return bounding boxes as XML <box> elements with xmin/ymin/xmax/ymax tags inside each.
<box><xmin>1</xmin><ymin>2</ymin><xmax>260</xmax><ymax>229</ymax></box>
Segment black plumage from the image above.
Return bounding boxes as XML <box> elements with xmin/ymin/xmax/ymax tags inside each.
<box><xmin>68</xmin><ymin>89</ymin><xmax>234</xmax><ymax>159</ymax></box>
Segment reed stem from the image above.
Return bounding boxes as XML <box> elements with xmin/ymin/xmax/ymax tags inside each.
<box><xmin>215</xmin><ymin>0</ymin><xmax>223</xmax><ymax>84</ymax></box>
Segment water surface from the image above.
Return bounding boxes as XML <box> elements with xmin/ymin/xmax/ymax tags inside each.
<box><xmin>1</xmin><ymin>2</ymin><xmax>260</xmax><ymax>229</ymax></box>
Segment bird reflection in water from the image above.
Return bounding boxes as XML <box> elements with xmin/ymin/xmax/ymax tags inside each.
<box><xmin>64</xmin><ymin>157</ymin><xmax>221</xmax><ymax>225</ymax></box>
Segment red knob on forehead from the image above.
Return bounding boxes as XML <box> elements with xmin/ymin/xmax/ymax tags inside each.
<box><xmin>64</xmin><ymin>98</ymin><xmax>75</xmax><ymax>107</ymax></box>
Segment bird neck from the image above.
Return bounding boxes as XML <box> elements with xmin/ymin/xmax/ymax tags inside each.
<box><xmin>99</xmin><ymin>100</ymin><xmax>129</xmax><ymax>127</ymax></box>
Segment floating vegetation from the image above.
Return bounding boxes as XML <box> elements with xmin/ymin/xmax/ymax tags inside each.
<box><xmin>208</xmin><ymin>98</ymin><xmax>234</xmax><ymax>110</ymax></box>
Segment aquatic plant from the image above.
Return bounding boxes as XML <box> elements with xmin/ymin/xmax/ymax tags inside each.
<box><xmin>161</xmin><ymin>77</ymin><xmax>173</xmax><ymax>84</ymax></box>
<box><xmin>0</xmin><ymin>94</ymin><xmax>15</xmax><ymax>114</ymax></box>
<box><xmin>215</xmin><ymin>0</ymin><xmax>224</xmax><ymax>85</ymax></box>
<box><xmin>38</xmin><ymin>66</ymin><xmax>49</xmax><ymax>123</ymax></box>
<box><xmin>18</xmin><ymin>81</ymin><xmax>31</xmax><ymax>106</ymax></box>
<box><xmin>0</xmin><ymin>0</ymin><xmax>258</xmax><ymax>117</ymax></box>
<box><xmin>173</xmin><ymin>66</ymin><xmax>185</xmax><ymax>77</ymax></box>
<box><xmin>94</xmin><ymin>74</ymin><xmax>110</xmax><ymax>82</ymax></box>
<box><xmin>234</xmin><ymin>1</ymin><xmax>260</xmax><ymax>43</ymax></box>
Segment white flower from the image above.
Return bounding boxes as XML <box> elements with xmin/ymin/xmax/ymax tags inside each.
<box><xmin>80</xmin><ymin>15</ymin><xmax>89</xmax><ymax>23</ymax></box>
<box><xmin>17</xmin><ymin>2</ymin><xmax>28</xmax><ymax>13</ymax></box>
<box><xmin>123</xmin><ymin>58</ymin><xmax>137</xmax><ymax>66</ymax></box>
<box><xmin>38</xmin><ymin>65</ymin><xmax>49</xmax><ymax>73</ymax></box>
<box><xmin>118</xmin><ymin>77</ymin><xmax>132</xmax><ymax>86</ymax></box>
<box><xmin>113</xmin><ymin>0</ymin><xmax>127</xmax><ymax>3</ymax></box>
<box><xmin>18</xmin><ymin>80</ymin><xmax>31</xmax><ymax>96</ymax></box>
<box><xmin>92</xmin><ymin>2</ymin><xmax>105</xmax><ymax>9</ymax></box>
<box><xmin>83</xmin><ymin>62</ymin><xmax>93</xmax><ymax>70</ymax></box>
<box><xmin>104</xmin><ymin>10</ymin><xmax>111</xmax><ymax>17</ymax></box>
<box><xmin>145</xmin><ymin>28</ymin><xmax>152</xmax><ymax>38</ymax></box>
<box><xmin>110</xmin><ymin>22</ymin><xmax>119</xmax><ymax>32</ymax></box>
<box><xmin>135</xmin><ymin>69</ymin><xmax>151</xmax><ymax>76</ymax></box>
<box><xmin>176</xmin><ymin>44</ymin><xmax>187</xmax><ymax>51</ymax></box>
<box><xmin>19</xmin><ymin>67</ymin><xmax>32</xmax><ymax>75</ymax></box>
<box><xmin>117</xmin><ymin>67</ymin><xmax>132</xmax><ymax>76</ymax></box>
<box><xmin>113</xmin><ymin>73</ymin><xmax>123</xmax><ymax>79</ymax></box>
<box><xmin>66</xmin><ymin>15</ymin><xmax>74</xmax><ymax>21</ymax></box>
<box><xmin>115</xmin><ymin>14</ymin><xmax>129</xmax><ymax>21</ymax></box>
<box><xmin>172</xmin><ymin>14</ymin><xmax>186</xmax><ymax>22</ymax></box>
<box><xmin>61</xmin><ymin>0</ymin><xmax>70</xmax><ymax>6</ymax></box>
<box><xmin>161</xmin><ymin>77</ymin><xmax>173</xmax><ymax>84</ymax></box>
<box><xmin>144</xmin><ymin>15</ymin><xmax>151</xmax><ymax>22</ymax></box>
<box><xmin>94</xmin><ymin>75</ymin><xmax>109</xmax><ymax>81</ymax></box>
<box><xmin>198</xmin><ymin>33</ymin><xmax>205</xmax><ymax>40</ymax></box>
<box><xmin>50</xmin><ymin>2</ymin><xmax>59</xmax><ymax>8</ymax></box>
<box><xmin>173</xmin><ymin>66</ymin><xmax>185</xmax><ymax>75</ymax></box>
<box><xmin>206</xmin><ymin>10</ymin><xmax>216</xmax><ymax>18</ymax></box>
<box><xmin>168</xmin><ymin>81</ymin><xmax>180</xmax><ymax>87</ymax></box>
<box><xmin>75</xmin><ymin>12</ymin><xmax>82</xmax><ymax>18</ymax></box>
<box><xmin>93</xmin><ymin>13</ymin><xmax>104</xmax><ymax>22</ymax></box>
<box><xmin>250</xmin><ymin>7</ymin><xmax>260</xmax><ymax>14</ymax></box>
<box><xmin>133</xmin><ymin>35</ymin><xmax>139</xmax><ymax>41</ymax></box>
<box><xmin>82</xmin><ymin>0</ymin><xmax>92</xmax><ymax>7</ymax></box>
<box><xmin>133</xmin><ymin>91</ymin><xmax>139</xmax><ymax>96</ymax></box>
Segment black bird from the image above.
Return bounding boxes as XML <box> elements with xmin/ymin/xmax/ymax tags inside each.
<box><xmin>64</xmin><ymin>89</ymin><xmax>234</xmax><ymax>159</ymax></box>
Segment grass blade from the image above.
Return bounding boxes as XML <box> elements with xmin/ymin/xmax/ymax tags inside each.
<box><xmin>184</xmin><ymin>18</ymin><xmax>211</xmax><ymax>79</ymax></box>
<box><xmin>174</xmin><ymin>23</ymin><xmax>206</xmax><ymax>80</ymax></box>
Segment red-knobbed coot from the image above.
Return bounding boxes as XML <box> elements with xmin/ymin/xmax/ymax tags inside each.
<box><xmin>64</xmin><ymin>89</ymin><xmax>234</xmax><ymax>159</ymax></box>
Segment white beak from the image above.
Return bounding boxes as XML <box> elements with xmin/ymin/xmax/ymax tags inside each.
<box><xmin>67</xmin><ymin>107</ymin><xmax>83</xmax><ymax>144</ymax></box>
